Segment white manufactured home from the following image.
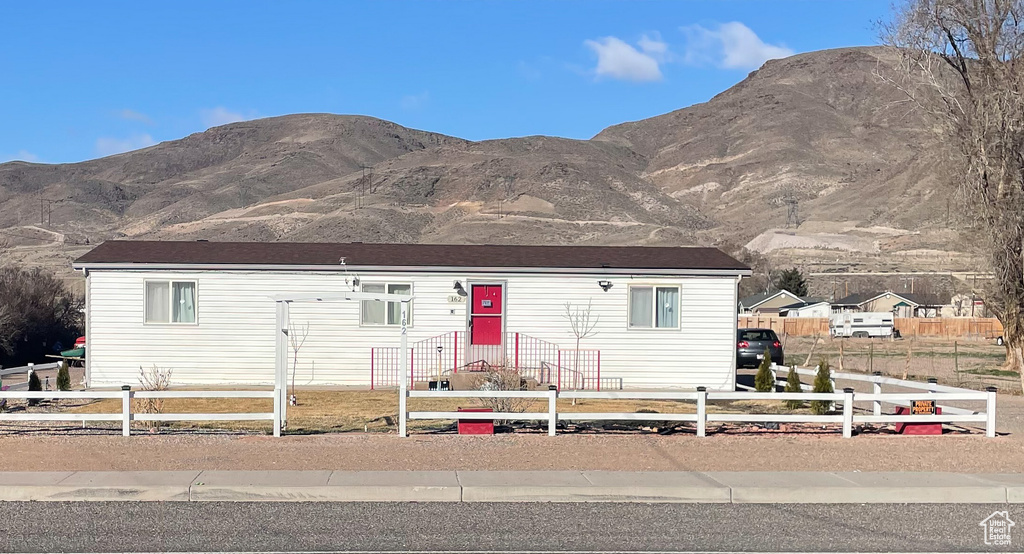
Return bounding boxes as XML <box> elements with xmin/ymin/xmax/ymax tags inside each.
<box><xmin>74</xmin><ymin>241</ymin><xmax>750</xmax><ymax>390</ymax></box>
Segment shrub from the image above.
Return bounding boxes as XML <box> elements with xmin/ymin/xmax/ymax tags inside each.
<box><xmin>754</xmin><ymin>349</ymin><xmax>775</xmax><ymax>392</ymax></box>
<box><xmin>56</xmin><ymin>361</ymin><xmax>71</xmax><ymax>391</ymax></box>
<box><xmin>138</xmin><ymin>365</ymin><xmax>173</xmax><ymax>421</ymax></box>
<box><xmin>27</xmin><ymin>371</ymin><xmax>42</xmax><ymax>406</ymax></box>
<box><xmin>810</xmin><ymin>358</ymin><xmax>834</xmax><ymax>415</ymax></box>
<box><xmin>784</xmin><ymin>365</ymin><xmax>803</xmax><ymax>409</ymax></box>
<box><xmin>479</xmin><ymin>366</ymin><xmax>529</xmax><ymax>424</ymax></box>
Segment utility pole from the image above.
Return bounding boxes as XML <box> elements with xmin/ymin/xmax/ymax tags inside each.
<box><xmin>783</xmin><ymin>194</ymin><xmax>799</xmax><ymax>228</ymax></box>
<box><xmin>39</xmin><ymin>198</ymin><xmax>56</xmax><ymax>226</ymax></box>
<box><xmin>357</xmin><ymin>166</ymin><xmax>366</xmax><ymax>209</ymax></box>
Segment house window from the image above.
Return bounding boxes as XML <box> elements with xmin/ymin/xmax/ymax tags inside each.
<box><xmin>628</xmin><ymin>286</ymin><xmax>679</xmax><ymax>329</ymax></box>
<box><xmin>361</xmin><ymin>282</ymin><xmax>412</xmax><ymax>326</ymax></box>
<box><xmin>145</xmin><ymin>281</ymin><xmax>197</xmax><ymax>324</ymax></box>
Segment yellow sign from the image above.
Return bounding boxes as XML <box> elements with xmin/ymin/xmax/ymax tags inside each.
<box><xmin>911</xmin><ymin>400</ymin><xmax>936</xmax><ymax>415</ymax></box>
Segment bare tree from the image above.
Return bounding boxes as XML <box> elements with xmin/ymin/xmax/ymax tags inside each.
<box><xmin>288</xmin><ymin>322</ymin><xmax>310</xmax><ymax>406</ymax></box>
<box><xmin>479</xmin><ymin>365</ymin><xmax>531</xmax><ymax>424</ymax></box>
<box><xmin>138</xmin><ymin>365</ymin><xmax>173</xmax><ymax>431</ymax></box>
<box><xmin>563</xmin><ymin>300</ymin><xmax>599</xmax><ymax>393</ymax></box>
<box><xmin>881</xmin><ymin>0</ymin><xmax>1024</xmax><ymax>390</ymax></box>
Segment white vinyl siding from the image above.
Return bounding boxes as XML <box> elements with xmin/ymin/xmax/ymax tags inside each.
<box><xmin>360</xmin><ymin>282</ymin><xmax>411</xmax><ymax>325</ymax></box>
<box><xmin>144</xmin><ymin>280</ymin><xmax>196</xmax><ymax>324</ymax></box>
<box><xmin>86</xmin><ymin>269</ymin><xmax>738</xmax><ymax>390</ymax></box>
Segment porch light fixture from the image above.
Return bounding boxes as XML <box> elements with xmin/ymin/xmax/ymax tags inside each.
<box><xmin>598</xmin><ymin>280</ymin><xmax>613</xmax><ymax>292</ymax></box>
<box><xmin>453</xmin><ymin>280</ymin><xmax>468</xmax><ymax>296</ymax></box>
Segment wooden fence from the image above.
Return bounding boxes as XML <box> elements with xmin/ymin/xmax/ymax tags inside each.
<box><xmin>737</xmin><ymin>316</ymin><xmax>1003</xmax><ymax>339</ymax></box>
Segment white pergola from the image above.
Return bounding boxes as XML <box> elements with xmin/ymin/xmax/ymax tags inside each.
<box><xmin>271</xmin><ymin>291</ymin><xmax>413</xmax><ymax>435</ymax></box>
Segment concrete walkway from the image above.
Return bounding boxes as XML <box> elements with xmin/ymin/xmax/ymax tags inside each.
<box><xmin>0</xmin><ymin>471</ymin><xmax>1021</xmax><ymax>503</ymax></box>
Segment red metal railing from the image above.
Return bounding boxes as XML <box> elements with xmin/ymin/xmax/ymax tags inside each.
<box><xmin>370</xmin><ymin>331</ymin><xmax>581</xmax><ymax>389</ymax></box>
<box><xmin>554</xmin><ymin>349</ymin><xmax>602</xmax><ymax>391</ymax></box>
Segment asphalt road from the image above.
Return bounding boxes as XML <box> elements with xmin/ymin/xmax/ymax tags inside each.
<box><xmin>0</xmin><ymin>502</ymin><xmax>1019</xmax><ymax>553</ymax></box>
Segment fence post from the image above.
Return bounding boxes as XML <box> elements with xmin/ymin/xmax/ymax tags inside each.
<box><xmin>273</xmin><ymin>387</ymin><xmax>282</xmax><ymax>437</ymax></box>
<box><xmin>121</xmin><ymin>385</ymin><xmax>132</xmax><ymax>437</ymax></box>
<box><xmin>872</xmin><ymin>371</ymin><xmax>882</xmax><ymax>417</ymax></box>
<box><xmin>842</xmin><ymin>388</ymin><xmax>854</xmax><ymax>439</ymax></box>
<box><xmin>547</xmin><ymin>385</ymin><xmax>557</xmax><ymax>437</ymax></box>
<box><xmin>770</xmin><ymin>365</ymin><xmax>777</xmax><ymax>392</ymax></box>
<box><xmin>696</xmin><ymin>386</ymin><xmax>707</xmax><ymax>438</ymax></box>
<box><xmin>829</xmin><ymin>377</ymin><xmax>837</xmax><ymax>412</ymax></box>
<box><xmin>986</xmin><ymin>386</ymin><xmax>997</xmax><ymax>438</ymax></box>
<box><xmin>927</xmin><ymin>377</ymin><xmax>937</xmax><ymax>394</ymax></box>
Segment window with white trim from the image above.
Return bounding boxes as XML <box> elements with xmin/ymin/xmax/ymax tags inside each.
<box><xmin>360</xmin><ymin>282</ymin><xmax>412</xmax><ymax>325</ymax></box>
<box><xmin>145</xmin><ymin>281</ymin><xmax>197</xmax><ymax>324</ymax></box>
<box><xmin>628</xmin><ymin>286</ymin><xmax>679</xmax><ymax>329</ymax></box>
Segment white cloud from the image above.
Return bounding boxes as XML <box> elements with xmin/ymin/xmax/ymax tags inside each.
<box><xmin>200</xmin><ymin>107</ymin><xmax>250</xmax><ymax>128</ymax></box>
<box><xmin>117</xmin><ymin>109</ymin><xmax>153</xmax><ymax>125</ymax></box>
<box><xmin>682</xmin><ymin>22</ymin><xmax>795</xmax><ymax>70</ymax></box>
<box><xmin>400</xmin><ymin>91</ymin><xmax>430</xmax><ymax>110</ymax></box>
<box><xmin>584</xmin><ymin>36</ymin><xmax>663</xmax><ymax>82</ymax></box>
<box><xmin>7</xmin><ymin>150</ymin><xmax>41</xmax><ymax>163</ymax></box>
<box><xmin>95</xmin><ymin>134</ymin><xmax>156</xmax><ymax>157</ymax></box>
<box><xmin>638</xmin><ymin>33</ymin><xmax>669</xmax><ymax>58</ymax></box>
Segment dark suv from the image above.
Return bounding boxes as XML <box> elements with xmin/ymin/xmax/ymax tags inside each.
<box><xmin>737</xmin><ymin>328</ymin><xmax>784</xmax><ymax>368</ymax></box>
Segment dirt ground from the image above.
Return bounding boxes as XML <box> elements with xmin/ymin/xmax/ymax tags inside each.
<box><xmin>781</xmin><ymin>336</ymin><xmax>1022</xmax><ymax>394</ymax></box>
<box><xmin>0</xmin><ymin>426</ymin><xmax>1021</xmax><ymax>473</ymax></box>
<box><xmin>0</xmin><ymin>393</ymin><xmax>1021</xmax><ymax>473</ymax></box>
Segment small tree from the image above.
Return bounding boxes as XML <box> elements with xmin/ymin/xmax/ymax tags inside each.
<box><xmin>784</xmin><ymin>365</ymin><xmax>803</xmax><ymax>409</ymax></box>
<box><xmin>773</xmin><ymin>268</ymin><xmax>808</xmax><ymax>297</ymax></box>
<box><xmin>810</xmin><ymin>358</ymin><xmax>834</xmax><ymax>415</ymax></box>
<box><xmin>288</xmin><ymin>322</ymin><xmax>310</xmax><ymax>406</ymax></box>
<box><xmin>563</xmin><ymin>300</ymin><xmax>599</xmax><ymax>399</ymax></box>
<box><xmin>754</xmin><ymin>349</ymin><xmax>775</xmax><ymax>392</ymax></box>
<box><xmin>56</xmin><ymin>361</ymin><xmax>71</xmax><ymax>391</ymax></box>
<box><xmin>27</xmin><ymin>371</ymin><xmax>42</xmax><ymax>406</ymax></box>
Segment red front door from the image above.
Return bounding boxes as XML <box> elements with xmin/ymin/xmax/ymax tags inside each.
<box><xmin>470</xmin><ymin>284</ymin><xmax>503</xmax><ymax>346</ymax></box>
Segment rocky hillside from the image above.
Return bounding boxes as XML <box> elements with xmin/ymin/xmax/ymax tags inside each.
<box><xmin>0</xmin><ymin>46</ymin><xmax>969</xmax><ymax>276</ymax></box>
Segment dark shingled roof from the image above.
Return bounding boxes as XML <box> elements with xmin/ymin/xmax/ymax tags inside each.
<box><xmin>74</xmin><ymin>241</ymin><xmax>750</xmax><ymax>272</ymax></box>
<box><xmin>833</xmin><ymin>291</ymin><xmax>947</xmax><ymax>307</ymax></box>
<box><xmin>832</xmin><ymin>292</ymin><xmax>877</xmax><ymax>306</ymax></box>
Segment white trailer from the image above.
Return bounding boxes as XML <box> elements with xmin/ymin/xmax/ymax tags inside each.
<box><xmin>830</xmin><ymin>312</ymin><xmax>897</xmax><ymax>338</ymax></box>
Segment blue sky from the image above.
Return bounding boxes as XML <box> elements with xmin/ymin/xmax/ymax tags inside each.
<box><xmin>1</xmin><ymin>1</ymin><xmax>891</xmax><ymax>164</ymax></box>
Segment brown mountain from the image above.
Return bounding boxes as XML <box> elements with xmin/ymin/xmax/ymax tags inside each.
<box><xmin>0</xmin><ymin>46</ymin><xmax>968</xmax><ymax>276</ymax></box>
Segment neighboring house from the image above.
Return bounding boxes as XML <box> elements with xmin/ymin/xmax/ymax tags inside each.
<box><xmin>73</xmin><ymin>241</ymin><xmax>750</xmax><ymax>391</ymax></box>
<box><xmin>831</xmin><ymin>291</ymin><xmax>946</xmax><ymax>318</ymax></box>
<box><xmin>778</xmin><ymin>300</ymin><xmax>831</xmax><ymax>318</ymax></box>
<box><xmin>737</xmin><ymin>289</ymin><xmax>803</xmax><ymax>315</ymax></box>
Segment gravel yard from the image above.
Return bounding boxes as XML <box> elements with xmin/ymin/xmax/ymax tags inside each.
<box><xmin>0</xmin><ymin>427</ymin><xmax>1021</xmax><ymax>473</ymax></box>
<box><xmin>0</xmin><ymin>394</ymin><xmax>1020</xmax><ymax>473</ymax></box>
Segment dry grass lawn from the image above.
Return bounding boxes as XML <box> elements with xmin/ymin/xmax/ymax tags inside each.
<box><xmin>69</xmin><ymin>390</ymin><xmax>803</xmax><ymax>434</ymax></box>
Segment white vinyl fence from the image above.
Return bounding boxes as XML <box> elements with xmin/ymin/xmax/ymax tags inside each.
<box><xmin>0</xmin><ymin>387</ymin><xmax>281</xmax><ymax>437</ymax></box>
<box><xmin>404</xmin><ymin>370</ymin><xmax>997</xmax><ymax>438</ymax></box>
<box><xmin>0</xmin><ymin>362</ymin><xmax>60</xmax><ymax>391</ymax></box>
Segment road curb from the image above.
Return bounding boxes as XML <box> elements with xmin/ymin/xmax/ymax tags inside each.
<box><xmin>0</xmin><ymin>471</ymin><xmax>1020</xmax><ymax>503</ymax></box>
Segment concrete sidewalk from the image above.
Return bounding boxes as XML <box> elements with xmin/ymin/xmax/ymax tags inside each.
<box><xmin>0</xmin><ymin>471</ymin><xmax>1021</xmax><ymax>503</ymax></box>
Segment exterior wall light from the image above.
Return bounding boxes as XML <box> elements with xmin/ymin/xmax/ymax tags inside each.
<box><xmin>598</xmin><ymin>280</ymin><xmax>613</xmax><ymax>291</ymax></box>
